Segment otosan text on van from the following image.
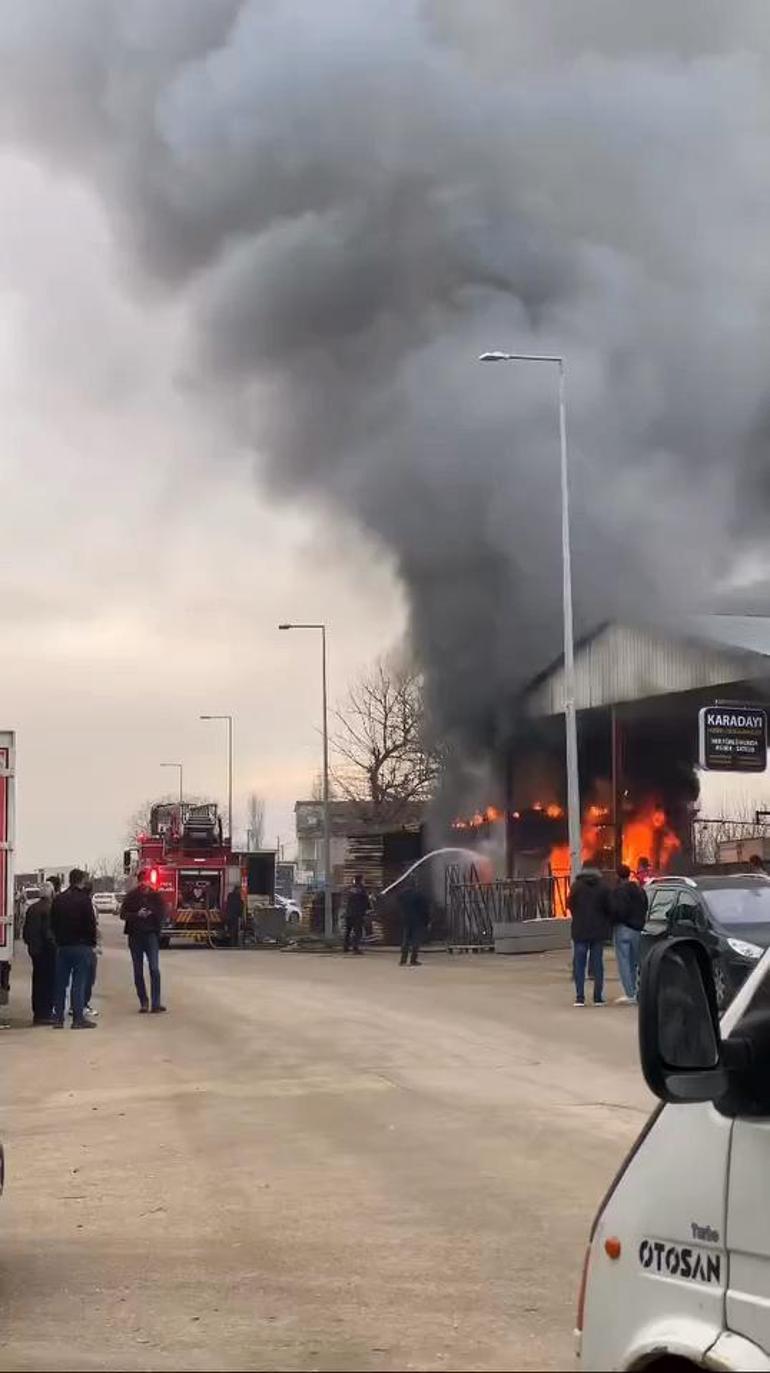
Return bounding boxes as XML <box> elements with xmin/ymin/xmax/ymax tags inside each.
<box><xmin>639</xmin><ymin>1239</ymin><xmax>721</xmax><ymax>1285</ymax></box>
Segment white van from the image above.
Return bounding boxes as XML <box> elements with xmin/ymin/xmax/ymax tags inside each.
<box><xmin>578</xmin><ymin>935</ymin><xmax>770</xmax><ymax>1371</ymax></box>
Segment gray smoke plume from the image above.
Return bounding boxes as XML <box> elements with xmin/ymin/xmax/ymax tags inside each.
<box><xmin>2</xmin><ymin>0</ymin><xmax>770</xmax><ymax>756</ymax></box>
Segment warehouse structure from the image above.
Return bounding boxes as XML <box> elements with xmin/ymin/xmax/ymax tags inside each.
<box><xmin>505</xmin><ymin>616</ymin><xmax>770</xmax><ymax>878</ymax></box>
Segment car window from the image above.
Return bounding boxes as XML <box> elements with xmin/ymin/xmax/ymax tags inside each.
<box><xmin>647</xmin><ymin>887</ymin><xmax>679</xmax><ymax>921</ymax></box>
<box><xmin>674</xmin><ymin>892</ymin><xmax>703</xmax><ymax>924</ymax></box>
<box><xmin>704</xmin><ymin>885</ymin><xmax>770</xmax><ymax>927</ymax></box>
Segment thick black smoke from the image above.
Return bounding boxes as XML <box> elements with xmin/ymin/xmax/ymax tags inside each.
<box><xmin>1</xmin><ymin>0</ymin><xmax>769</xmax><ymax>757</ymax></box>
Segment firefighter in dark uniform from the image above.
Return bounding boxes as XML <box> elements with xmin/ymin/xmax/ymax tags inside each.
<box><xmin>343</xmin><ymin>875</ymin><xmax>370</xmax><ymax>955</ymax></box>
<box><xmin>399</xmin><ymin>881</ymin><xmax>430</xmax><ymax>967</ymax></box>
<box><xmin>225</xmin><ymin>883</ymin><xmax>244</xmax><ymax>947</ymax></box>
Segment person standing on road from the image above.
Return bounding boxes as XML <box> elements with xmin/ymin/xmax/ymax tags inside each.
<box><xmin>225</xmin><ymin>882</ymin><xmax>244</xmax><ymax>947</ymax></box>
<box><xmin>51</xmin><ymin>869</ymin><xmax>98</xmax><ymax>1029</ymax></box>
<box><xmin>636</xmin><ymin>856</ymin><xmax>652</xmax><ymax>886</ymax></box>
<box><xmin>567</xmin><ymin>866</ymin><xmax>612</xmax><ymax>1007</ymax></box>
<box><xmin>120</xmin><ymin>872</ymin><xmax>167</xmax><ymax>1014</ymax></box>
<box><xmin>343</xmin><ymin>874</ymin><xmax>370</xmax><ymax>955</ymax></box>
<box><xmin>398</xmin><ymin>881</ymin><xmax>430</xmax><ymax>967</ymax></box>
<box><xmin>81</xmin><ymin>880</ymin><xmax>100</xmax><ymax>1019</ymax></box>
<box><xmin>610</xmin><ymin>864</ymin><xmax>648</xmax><ymax>1005</ymax></box>
<box><xmin>23</xmin><ymin>881</ymin><xmax>57</xmax><ymax>1025</ymax></box>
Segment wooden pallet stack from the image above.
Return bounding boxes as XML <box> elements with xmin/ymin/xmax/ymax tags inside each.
<box><xmin>343</xmin><ymin>834</ymin><xmax>385</xmax><ymax>891</ymax></box>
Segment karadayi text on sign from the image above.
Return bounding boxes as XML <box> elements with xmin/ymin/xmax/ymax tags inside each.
<box><xmin>698</xmin><ymin>705</ymin><xmax>768</xmax><ymax>773</ymax></box>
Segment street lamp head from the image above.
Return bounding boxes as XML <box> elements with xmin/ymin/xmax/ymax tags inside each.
<box><xmin>479</xmin><ymin>350</ymin><xmax>564</xmax><ymax>367</ymax></box>
<box><xmin>278</xmin><ymin>623</ymin><xmax>292</xmax><ymax>631</ymax></box>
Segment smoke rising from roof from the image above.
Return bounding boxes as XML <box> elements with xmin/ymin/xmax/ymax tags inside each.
<box><xmin>2</xmin><ymin>1</ymin><xmax>769</xmax><ymax>755</ymax></box>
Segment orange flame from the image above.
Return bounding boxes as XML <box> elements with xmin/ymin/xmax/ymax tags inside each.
<box><xmin>451</xmin><ymin>804</ymin><xmax>505</xmax><ymax>831</ymax></box>
<box><xmin>622</xmin><ymin>802</ymin><xmax>681</xmax><ymax>872</ymax></box>
<box><xmin>548</xmin><ymin>796</ymin><xmax>681</xmax><ymax>879</ymax></box>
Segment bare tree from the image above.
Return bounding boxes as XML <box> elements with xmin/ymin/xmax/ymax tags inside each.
<box><xmin>693</xmin><ymin>795</ymin><xmax>770</xmax><ymax>866</ymax></box>
<box><xmin>92</xmin><ymin>854</ymin><xmax>124</xmax><ymax>882</ymax></box>
<box><xmin>125</xmin><ymin>798</ymin><xmax>167</xmax><ymax>846</ymax></box>
<box><xmin>310</xmin><ymin>771</ymin><xmax>338</xmax><ymax>802</ymax></box>
<box><xmin>246</xmin><ymin>791</ymin><xmax>266</xmax><ymax>850</ymax></box>
<box><xmin>332</xmin><ymin>655</ymin><xmax>442</xmax><ymax>820</ymax></box>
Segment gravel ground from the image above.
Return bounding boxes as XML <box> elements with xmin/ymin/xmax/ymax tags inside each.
<box><xmin>0</xmin><ymin>928</ymin><xmax>651</xmax><ymax>1372</ymax></box>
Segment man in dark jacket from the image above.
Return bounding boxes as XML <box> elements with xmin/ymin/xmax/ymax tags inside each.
<box><xmin>399</xmin><ymin>881</ymin><xmax>430</xmax><ymax>967</ymax></box>
<box><xmin>23</xmin><ymin>881</ymin><xmax>56</xmax><ymax>1024</ymax></box>
<box><xmin>51</xmin><ymin>869</ymin><xmax>98</xmax><ymax>1029</ymax></box>
<box><xmin>81</xmin><ymin>879</ymin><xmax>100</xmax><ymax>1018</ymax></box>
<box><xmin>567</xmin><ymin>866</ymin><xmax>612</xmax><ymax>1006</ymax></box>
<box><xmin>121</xmin><ymin>872</ymin><xmax>167</xmax><ymax>1013</ymax></box>
<box><xmin>225</xmin><ymin>883</ymin><xmax>244</xmax><ymax>947</ymax></box>
<box><xmin>343</xmin><ymin>875</ymin><xmax>370</xmax><ymax>955</ymax></box>
<box><xmin>611</xmin><ymin>864</ymin><xmax>648</xmax><ymax>1003</ymax></box>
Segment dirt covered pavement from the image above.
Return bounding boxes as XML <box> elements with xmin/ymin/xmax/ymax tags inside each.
<box><xmin>0</xmin><ymin>926</ymin><xmax>650</xmax><ymax>1372</ymax></box>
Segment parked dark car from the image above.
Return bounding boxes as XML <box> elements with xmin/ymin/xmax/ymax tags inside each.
<box><xmin>639</xmin><ymin>874</ymin><xmax>770</xmax><ymax>1010</ymax></box>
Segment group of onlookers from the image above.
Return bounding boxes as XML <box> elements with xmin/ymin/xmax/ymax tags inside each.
<box><xmin>22</xmin><ymin>867</ymin><xmax>168</xmax><ymax>1027</ymax></box>
<box><xmin>20</xmin><ymin>857</ymin><xmax>664</xmax><ymax>1017</ymax></box>
<box><xmin>22</xmin><ymin>871</ymin><xmax>100</xmax><ymax>1027</ymax></box>
<box><xmin>567</xmin><ymin>861</ymin><xmax>650</xmax><ymax>1007</ymax></box>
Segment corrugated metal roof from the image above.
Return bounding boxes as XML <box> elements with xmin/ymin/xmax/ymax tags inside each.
<box><xmin>295</xmin><ymin>799</ymin><xmax>428</xmax><ymax>836</ymax></box>
<box><xmin>525</xmin><ymin>620</ymin><xmax>770</xmax><ymax>717</ymax></box>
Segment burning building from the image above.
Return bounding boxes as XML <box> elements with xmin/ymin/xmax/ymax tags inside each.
<box><xmin>455</xmin><ymin>617</ymin><xmax>770</xmax><ymax>883</ymax></box>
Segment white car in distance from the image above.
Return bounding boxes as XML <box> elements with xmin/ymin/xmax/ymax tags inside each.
<box><xmin>275</xmin><ymin>894</ymin><xmax>302</xmax><ymax>924</ymax></box>
<box><xmin>92</xmin><ymin>891</ymin><xmax>120</xmax><ymax>916</ymax></box>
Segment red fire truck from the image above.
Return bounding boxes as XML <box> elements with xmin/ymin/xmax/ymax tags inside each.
<box><xmin>128</xmin><ymin>801</ymin><xmax>276</xmax><ymax>946</ymax></box>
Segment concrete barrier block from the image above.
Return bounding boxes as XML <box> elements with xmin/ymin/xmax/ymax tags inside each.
<box><xmin>493</xmin><ymin>917</ymin><xmax>572</xmax><ymax>955</ymax></box>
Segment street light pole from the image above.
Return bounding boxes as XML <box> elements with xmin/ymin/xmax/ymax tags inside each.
<box><xmin>160</xmin><ymin>761</ymin><xmax>183</xmax><ymax>807</ymax></box>
<box><xmin>279</xmin><ymin>622</ymin><xmax>333</xmax><ymax>939</ymax></box>
<box><xmin>320</xmin><ymin>624</ymin><xmax>331</xmax><ymax>938</ymax></box>
<box><xmin>479</xmin><ymin>351</ymin><xmax>582</xmax><ymax>880</ymax></box>
<box><xmin>200</xmin><ymin>715</ymin><xmax>234</xmax><ymax>843</ymax></box>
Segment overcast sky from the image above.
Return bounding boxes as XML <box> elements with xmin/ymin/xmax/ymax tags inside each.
<box><xmin>0</xmin><ymin>154</ymin><xmax>404</xmax><ymax>867</ymax></box>
<box><xmin>3</xmin><ymin>2</ymin><xmax>770</xmax><ymax>867</ymax></box>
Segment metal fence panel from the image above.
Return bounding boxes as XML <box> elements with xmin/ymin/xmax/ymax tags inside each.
<box><xmin>446</xmin><ymin>875</ymin><xmax>570</xmax><ymax>947</ymax></box>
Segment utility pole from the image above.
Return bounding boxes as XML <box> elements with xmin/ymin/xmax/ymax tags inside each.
<box><xmin>480</xmin><ymin>352</ymin><xmax>581</xmax><ymax>878</ymax></box>
<box><xmin>279</xmin><ymin>623</ymin><xmax>333</xmax><ymax>937</ymax></box>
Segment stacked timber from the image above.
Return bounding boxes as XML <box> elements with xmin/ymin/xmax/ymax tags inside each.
<box><xmin>343</xmin><ymin>834</ymin><xmax>384</xmax><ymax>892</ymax></box>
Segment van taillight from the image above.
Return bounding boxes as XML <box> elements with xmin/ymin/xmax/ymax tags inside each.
<box><xmin>577</xmin><ymin>1104</ymin><xmax>665</xmax><ymax>1335</ymax></box>
<box><xmin>576</xmin><ymin>1245</ymin><xmax>592</xmax><ymax>1333</ymax></box>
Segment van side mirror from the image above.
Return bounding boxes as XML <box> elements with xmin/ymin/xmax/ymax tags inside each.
<box><xmin>639</xmin><ymin>938</ymin><xmax>728</xmax><ymax>1104</ymax></box>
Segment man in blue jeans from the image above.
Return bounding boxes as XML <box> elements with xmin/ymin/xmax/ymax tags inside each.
<box><xmin>567</xmin><ymin>866</ymin><xmax>613</xmax><ymax>1006</ymax></box>
<box><xmin>120</xmin><ymin>872</ymin><xmax>167</xmax><ymax>1014</ymax></box>
<box><xmin>51</xmin><ymin>869</ymin><xmax>97</xmax><ymax>1029</ymax></box>
<box><xmin>610</xmin><ymin>864</ymin><xmax>649</xmax><ymax>1004</ymax></box>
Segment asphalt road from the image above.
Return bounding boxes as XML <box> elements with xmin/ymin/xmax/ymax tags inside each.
<box><xmin>0</xmin><ymin>926</ymin><xmax>651</xmax><ymax>1372</ymax></box>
